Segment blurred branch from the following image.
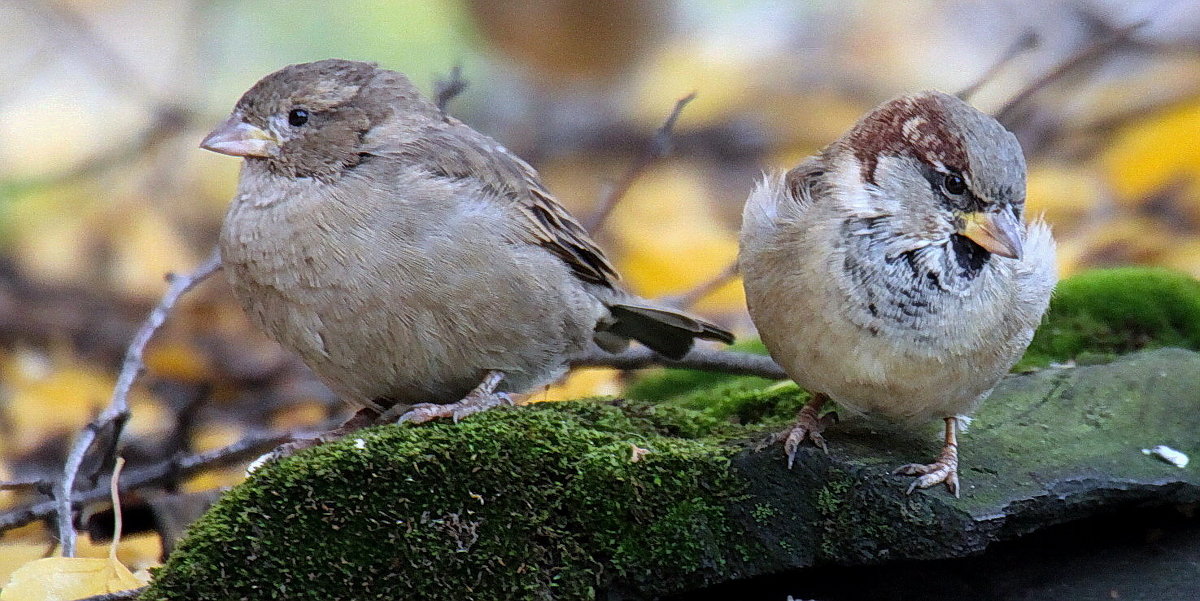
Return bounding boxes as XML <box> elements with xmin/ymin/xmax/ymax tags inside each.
<box><xmin>0</xmin><ymin>479</ymin><xmax>49</xmax><ymax>493</ymax></box>
<box><xmin>1</xmin><ymin>426</ymin><xmax>302</xmax><ymax>536</ymax></box>
<box><xmin>957</xmin><ymin>30</ymin><xmax>1039</xmax><ymax>101</ymax></box>
<box><xmin>996</xmin><ymin>19</ymin><xmax>1148</xmax><ymax>123</ymax></box>
<box><xmin>54</xmin><ymin>249</ymin><xmax>221</xmax><ymax>556</ymax></box>
<box><xmin>2</xmin><ymin>104</ymin><xmax>194</xmax><ymax>194</ymax></box>
<box><xmin>32</xmin><ymin>0</ymin><xmax>163</xmax><ymax>105</ymax></box>
<box><xmin>435</xmin><ymin>64</ymin><xmax>469</xmax><ymax>120</ymax></box>
<box><xmin>572</xmin><ymin>347</ymin><xmax>786</xmax><ymax>380</ymax></box>
<box><xmin>1085</xmin><ymin>89</ymin><xmax>1200</xmax><ymax>136</ymax></box>
<box><xmin>661</xmin><ymin>261</ymin><xmax>740</xmax><ymax>310</ymax></box>
<box><xmin>583</xmin><ymin>92</ymin><xmax>696</xmax><ymax>234</ymax></box>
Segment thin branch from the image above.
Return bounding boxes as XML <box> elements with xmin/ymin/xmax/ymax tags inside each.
<box><xmin>572</xmin><ymin>347</ymin><xmax>787</xmax><ymax>380</ymax></box>
<box><xmin>660</xmin><ymin>261</ymin><xmax>740</xmax><ymax>310</ymax></box>
<box><xmin>435</xmin><ymin>64</ymin><xmax>469</xmax><ymax>120</ymax></box>
<box><xmin>583</xmin><ymin>92</ymin><xmax>697</xmax><ymax>234</ymax></box>
<box><xmin>54</xmin><ymin>249</ymin><xmax>221</xmax><ymax>556</ymax></box>
<box><xmin>2</xmin><ymin>427</ymin><xmax>301</xmax><ymax>536</ymax></box>
<box><xmin>995</xmin><ymin>19</ymin><xmax>1148</xmax><ymax>123</ymax></box>
<box><xmin>957</xmin><ymin>30</ymin><xmax>1039</xmax><ymax>101</ymax></box>
<box><xmin>0</xmin><ymin>479</ymin><xmax>49</xmax><ymax>493</ymax></box>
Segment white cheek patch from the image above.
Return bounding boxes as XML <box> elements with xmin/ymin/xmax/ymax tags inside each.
<box><xmin>829</xmin><ymin>153</ymin><xmax>874</xmax><ymax>213</ymax></box>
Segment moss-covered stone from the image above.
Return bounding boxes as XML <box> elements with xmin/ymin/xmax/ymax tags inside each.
<box><xmin>144</xmin><ymin>402</ymin><xmax>751</xmax><ymax>601</ymax></box>
<box><xmin>144</xmin><ymin>269</ymin><xmax>1200</xmax><ymax>600</ymax></box>
<box><xmin>1017</xmin><ymin>267</ymin><xmax>1200</xmax><ymax>369</ymax></box>
<box><xmin>145</xmin><ymin>350</ymin><xmax>1200</xmax><ymax>601</ymax></box>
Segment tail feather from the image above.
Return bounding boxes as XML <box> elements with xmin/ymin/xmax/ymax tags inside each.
<box><xmin>604</xmin><ymin>304</ymin><xmax>735</xmax><ymax>360</ymax></box>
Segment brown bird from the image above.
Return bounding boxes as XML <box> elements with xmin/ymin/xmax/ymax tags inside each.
<box><xmin>202</xmin><ymin>59</ymin><xmax>733</xmax><ymax>424</ymax></box>
<box><xmin>739</xmin><ymin>91</ymin><xmax>1056</xmax><ymax>495</ymax></box>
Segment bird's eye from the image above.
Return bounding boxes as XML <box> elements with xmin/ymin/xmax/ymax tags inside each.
<box><xmin>287</xmin><ymin>109</ymin><xmax>310</xmax><ymax>127</ymax></box>
<box><xmin>941</xmin><ymin>173</ymin><xmax>968</xmax><ymax>196</ymax></box>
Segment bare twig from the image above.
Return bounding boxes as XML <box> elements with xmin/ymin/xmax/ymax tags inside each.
<box><xmin>2</xmin><ymin>427</ymin><xmax>301</xmax><ymax>536</ymax></box>
<box><xmin>0</xmin><ymin>479</ymin><xmax>49</xmax><ymax>493</ymax></box>
<box><xmin>957</xmin><ymin>30</ymin><xmax>1039</xmax><ymax>101</ymax></box>
<box><xmin>435</xmin><ymin>64</ymin><xmax>469</xmax><ymax>120</ymax></box>
<box><xmin>572</xmin><ymin>347</ymin><xmax>787</xmax><ymax>380</ymax></box>
<box><xmin>583</xmin><ymin>92</ymin><xmax>697</xmax><ymax>234</ymax></box>
<box><xmin>661</xmin><ymin>261</ymin><xmax>740</xmax><ymax>310</ymax></box>
<box><xmin>995</xmin><ymin>20</ymin><xmax>1148</xmax><ymax>123</ymax></box>
<box><xmin>54</xmin><ymin>249</ymin><xmax>221</xmax><ymax>556</ymax></box>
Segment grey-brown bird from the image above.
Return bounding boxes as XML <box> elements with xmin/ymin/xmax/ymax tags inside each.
<box><xmin>201</xmin><ymin>59</ymin><xmax>733</xmax><ymax>423</ymax></box>
<box><xmin>739</xmin><ymin>91</ymin><xmax>1056</xmax><ymax>495</ymax></box>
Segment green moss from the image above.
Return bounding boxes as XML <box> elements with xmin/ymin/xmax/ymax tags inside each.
<box><xmin>1018</xmin><ymin>267</ymin><xmax>1200</xmax><ymax>369</ymax></box>
<box><xmin>144</xmin><ymin>401</ymin><xmax>750</xmax><ymax>601</ymax></box>
<box><xmin>751</xmin><ymin>503</ymin><xmax>778</xmax><ymax>524</ymax></box>
<box><xmin>810</xmin><ymin>471</ymin><xmax>939</xmax><ymax>563</ymax></box>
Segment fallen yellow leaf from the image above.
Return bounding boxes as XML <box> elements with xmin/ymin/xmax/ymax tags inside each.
<box><xmin>0</xmin><ymin>556</ymin><xmax>144</xmax><ymax>601</ymax></box>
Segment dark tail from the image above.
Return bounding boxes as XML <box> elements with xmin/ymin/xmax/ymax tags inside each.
<box><xmin>604</xmin><ymin>304</ymin><xmax>735</xmax><ymax>360</ymax></box>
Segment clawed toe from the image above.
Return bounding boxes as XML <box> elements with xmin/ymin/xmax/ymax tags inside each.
<box><xmin>758</xmin><ymin>393</ymin><xmax>834</xmax><ymax>468</ymax></box>
<box><xmin>894</xmin><ymin>417</ymin><xmax>961</xmax><ymax>497</ymax></box>
<box><xmin>893</xmin><ymin>461</ymin><xmax>959</xmax><ymax>496</ymax></box>
<box><xmin>393</xmin><ymin>371</ymin><xmax>512</xmax><ymax>425</ymax></box>
<box><xmin>783</xmin><ymin>422</ymin><xmax>828</xmax><ymax>468</ymax></box>
<box><xmin>396</xmin><ymin>402</ymin><xmax>450</xmax><ymax>425</ymax></box>
<box><xmin>396</xmin><ymin>392</ymin><xmax>514</xmax><ymax>425</ymax></box>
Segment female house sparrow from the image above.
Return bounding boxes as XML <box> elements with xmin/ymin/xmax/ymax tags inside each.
<box><xmin>739</xmin><ymin>91</ymin><xmax>1056</xmax><ymax>495</ymax></box>
<box><xmin>201</xmin><ymin>59</ymin><xmax>733</xmax><ymax>422</ymax></box>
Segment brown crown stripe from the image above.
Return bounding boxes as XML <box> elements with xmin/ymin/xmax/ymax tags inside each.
<box><xmin>846</xmin><ymin>94</ymin><xmax>968</xmax><ymax>185</ymax></box>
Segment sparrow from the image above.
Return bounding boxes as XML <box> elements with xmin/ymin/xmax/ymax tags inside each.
<box><xmin>201</xmin><ymin>59</ymin><xmax>733</xmax><ymax>424</ymax></box>
<box><xmin>738</xmin><ymin>91</ymin><xmax>1056</xmax><ymax>495</ymax></box>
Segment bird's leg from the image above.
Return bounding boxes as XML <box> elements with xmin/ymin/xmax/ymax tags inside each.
<box><xmin>758</xmin><ymin>392</ymin><xmax>836</xmax><ymax>468</ymax></box>
<box><xmin>894</xmin><ymin>417</ymin><xmax>960</xmax><ymax>497</ymax></box>
<box><xmin>396</xmin><ymin>371</ymin><xmax>515</xmax><ymax>425</ymax></box>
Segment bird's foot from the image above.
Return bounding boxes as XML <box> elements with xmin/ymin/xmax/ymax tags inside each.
<box><xmin>396</xmin><ymin>371</ymin><xmax>513</xmax><ymax>425</ymax></box>
<box><xmin>894</xmin><ymin>443</ymin><xmax>960</xmax><ymax>497</ymax></box>
<box><xmin>757</xmin><ymin>394</ymin><xmax>835</xmax><ymax>469</ymax></box>
<box><xmin>396</xmin><ymin>392</ymin><xmax>515</xmax><ymax>425</ymax></box>
<box><xmin>894</xmin><ymin>417</ymin><xmax>961</xmax><ymax>497</ymax></box>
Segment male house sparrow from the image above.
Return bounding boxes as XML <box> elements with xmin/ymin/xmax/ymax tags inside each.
<box><xmin>739</xmin><ymin>91</ymin><xmax>1056</xmax><ymax>495</ymax></box>
<box><xmin>201</xmin><ymin>59</ymin><xmax>733</xmax><ymax>422</ymax></box>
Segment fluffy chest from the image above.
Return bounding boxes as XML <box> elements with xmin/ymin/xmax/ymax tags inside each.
<box><xmin>743</xmin><ymin>214</ymin><xmax>1037</xmax><ymax>421</ymax></box>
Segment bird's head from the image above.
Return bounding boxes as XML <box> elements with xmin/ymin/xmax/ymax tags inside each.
<box><xmin>200</xmin><ymin>59</ymin><xmax>431</xmax><ymax>179</ymax></box>
<box><xmin>832</xmin><ymin>90</ymin><xmax>1027</xmax><ymax>262</ymax></box>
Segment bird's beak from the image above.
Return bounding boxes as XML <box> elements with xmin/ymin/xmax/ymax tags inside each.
<box><xmin>200</xmin><ymin>115</ymin><xmax>278</xmax><ymax>158</ymax></box>
<box><xmin>959</xmin><ymin>209</ymin><xmax>1023</xmax><ymax>260</ymax></box>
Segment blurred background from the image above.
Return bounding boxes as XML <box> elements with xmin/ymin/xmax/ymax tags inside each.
<box><xmin>1</xmin><ymin>0</ymin><xmax>1199</xmax><ymax>584</ymax></box>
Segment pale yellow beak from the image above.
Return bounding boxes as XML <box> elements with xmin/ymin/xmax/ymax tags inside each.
<box><xmin>200</xmin><ymin>115</ymin><xmax>278</xmax><ymax>158</ymax></box>
<box><xmin>959</xmin><ymin>209</ymin><xmax>1023</xmax><ymax>260</ymax></box>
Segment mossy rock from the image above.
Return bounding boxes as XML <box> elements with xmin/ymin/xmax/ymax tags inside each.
<box><xmin>1019</xmin><ymin>267</ymin><xmax>1200</xmax><ymax>369</ymax></box>
<box><xmin>145</xmin><ymin>347</ymin><xmax>1200</xmax><ymax>601</ymax></box>
<box><xmin>143</xmin><ymin>401</ymin><xmax>761</xmax><ymax>601</ymax></box>
<box><xmin>144</xmin><ymin>269</ymin><xmax>1200</xmax><ymax>600</ymax></box>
